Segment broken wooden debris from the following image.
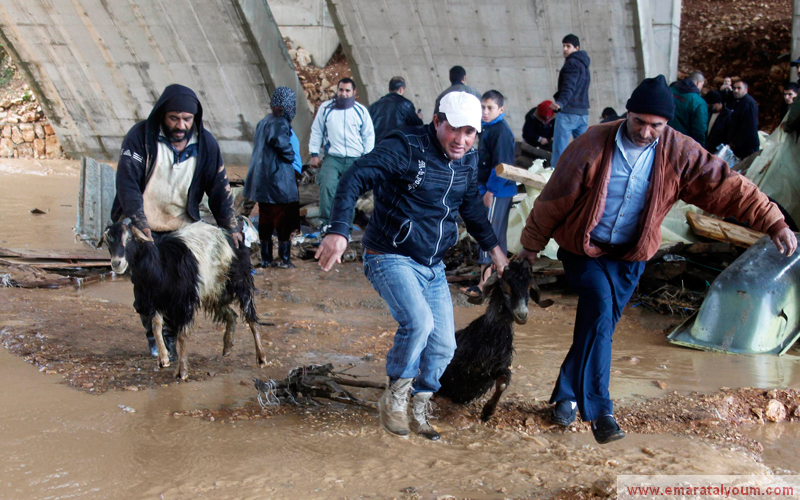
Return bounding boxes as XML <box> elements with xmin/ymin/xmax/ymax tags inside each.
<box><xmin>254</xmin><ymin>363</ymin><xmax>385</xmax><ymax>408</ymax></box>
<box><xmin>686</xmin><ymin>212</ymin><xmax>766</xmax><ymax>248</ymax></box>
<box><xmin>495</xmin><ymin>163</ymin><xmax>548</xmax><ymax>190</ymax></box>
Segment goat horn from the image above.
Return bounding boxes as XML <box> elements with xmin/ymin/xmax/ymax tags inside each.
<box><xmin>530</xmin><ymin>279</ymin><xmax>555</xmax><ymax>309</ymax></box>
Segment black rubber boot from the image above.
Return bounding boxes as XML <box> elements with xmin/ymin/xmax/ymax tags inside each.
<box><xmin>277</xmin><ymin>241</ymin><xmax>295</xmax><ymax>269</ymax></box>
<box><xmin>260</xmin><ymin>238</ymin><xmax>273</xmax><ymax>268</ymax></box>
<box><xmin>163</xmin><ymin>333</ymin><xmax>177</xmax><ymax>361</ymax></box>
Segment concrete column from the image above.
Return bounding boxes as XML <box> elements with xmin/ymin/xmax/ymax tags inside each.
<box><xmin>234</xmin><ymin>0</ymin><xmax>313</xmax><ymax>157</ymax></box>
<box><xmin>269</xmin><ymin>0</ymin><xmax>340</xmax><ymax>68</ymax></box>
<box><xmin>635</xmin><ymin>0</ymin><xmax>681</xmax><ymax>82</ymax></box>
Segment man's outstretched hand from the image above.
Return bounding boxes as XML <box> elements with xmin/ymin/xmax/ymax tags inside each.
<box><xmin>315</xmin><ymin>233</ymin><xmax>348</xmax><ymax>271</ymax></box>
<box><xmin>772</xmin><ymin>227</ymin><xmax>797</xmax><ymax>257</ymax></box>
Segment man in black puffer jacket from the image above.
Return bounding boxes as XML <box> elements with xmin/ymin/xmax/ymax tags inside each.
<box><xmin>316</xmin><ymin>92</ymin><xmax>509</xmax><ymax>441</ymax></box>
<box><xmin>111</xmin><ymin>84</ymin><xmax>240</xmax><ymax>357</ymax></box>
<box><xmin>550</xmin><ymin>34</ymin><xmax>591</xmax><ymax>169</ymax></box>
<box><xmin>368</xmin><ymin>76</ymin><xmax>423</xmax><ymax>144</ymax></box>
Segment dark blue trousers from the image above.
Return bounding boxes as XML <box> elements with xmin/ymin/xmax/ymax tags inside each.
<box><xmin>550</xmin><ymin>248</ymin><xmax>646</xmax><ymax>421</ymax></box>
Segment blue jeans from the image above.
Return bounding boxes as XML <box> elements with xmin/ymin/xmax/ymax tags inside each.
<box><xmin>363</xmin><ymin>252</ymin><xmax>456</xmax><ymax>393</ymax></box>
<box><xmin>549</xmin><ymin>249</ymin><xmax>645</xmax><ymax>421</ymax></box>
<box><xmin>550</xmin><ymin>113</ymin><xmax>589</xmax><ymax>169</ymax></box>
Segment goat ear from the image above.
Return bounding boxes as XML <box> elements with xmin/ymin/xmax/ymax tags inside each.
<box><xmin>131</xmin><ymin>226</ymin><xmax>154</xmax><ymax>243</ymax></box>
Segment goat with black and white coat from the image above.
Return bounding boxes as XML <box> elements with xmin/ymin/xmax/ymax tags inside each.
<box><xmin>437</xmin><ymin>260</ymin><xmax>553</xmax><ymax>420</ymax></box>
<box><xmin>101</xmin><ymin>220</ymin><xmax>267</xmax><ymax>380</ymax></box>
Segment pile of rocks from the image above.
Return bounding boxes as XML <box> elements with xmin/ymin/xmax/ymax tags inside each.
<box><xmin>0</xmin><ymin>88</ymin><xmax>63</xmax><ymax>159</ymax></box>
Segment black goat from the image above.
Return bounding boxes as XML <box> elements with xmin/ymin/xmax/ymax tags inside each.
<box><xmin>101</xmin><ymin>220</ymin><xmax>267</xmax><ymax>380</ymax></box>
<box><xmin>437</xmin><ymin>260</ymin><xmax>553</xmax><ymax>421</ymax></box>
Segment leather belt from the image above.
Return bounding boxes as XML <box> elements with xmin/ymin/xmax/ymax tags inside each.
<box><xmin>590</xmin><ymin>238</ymin><xmax>634</xmax><ymax>257</ymax></box>
<box><xmin>365</xmin><ymin>248</ymin><xmax>383</xmax><ymax>255</ymax></box>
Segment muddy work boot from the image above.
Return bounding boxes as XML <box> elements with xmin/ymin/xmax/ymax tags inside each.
<box><xmin>260</xmin><ymin>238</ymin><xmax>274</xmax><ymax>268</ymax></box>
<box><xmin>378</xmin><ymin>377</ymin><xmax>413</xmax><ymax>437</ymax></box>
<box><xmin>411</xmin><ymin>392</ymin><xmax>440</xmax><ymax>441</ymax></box>
<box><xmin>277</xmin><ymin>241</ymin><xmax>295</xmax><ymax>269</ymax></box>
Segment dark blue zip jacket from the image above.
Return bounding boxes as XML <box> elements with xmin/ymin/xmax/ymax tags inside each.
<box><xmin>477</xmin><ymin>115</ymin><xmax>517</xmax><ymax>197</ymax></box>
<box><xmin>327</xmin><ymin>123</ymin><xmax>499</xmax><ymax>266</ymax></box>
<box><xmin>110</xmin><ymin>84</ymin><xmax>236</xmax><ymax>232</ymax></box>
<box><xmin>554</xmin><ymin>50</ymin><xmax>591</xmax><ymax>115</ymax></box>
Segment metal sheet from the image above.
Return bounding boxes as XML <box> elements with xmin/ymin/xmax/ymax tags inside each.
<box><xmin>76</xmin><ymin>157</ymin><xmax>116</xmax><ymax>245</ymax></box>
<box><xmin>668</xmin><ymin>234</ymin><xmax>800</xmax><ymax>355</ymax></box>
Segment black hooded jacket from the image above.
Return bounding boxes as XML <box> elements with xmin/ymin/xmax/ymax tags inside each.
<box><xmin>111</xmin><ymin>84</ymin><xmax>236</xmax><ymax>232</ymax></box>
<box><xmin>368</xmin><ymin>92</ymin><xmax>423</xmax><ymax>144</ymax></box>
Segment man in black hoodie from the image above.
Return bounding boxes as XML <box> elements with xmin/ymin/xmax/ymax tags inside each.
<box><xmin>368</xmin><ymin>77</ymin><xmax>424</xmax><ymax>144</ymax></box>
<box><xmin>550</xmin><ymin>34</ymin><xmax>591</xmax><ymax>169</ymax></box>
<box><xmin>111</xmin><ymin>84</ymin><xmax>240</xmax><ymax>356</ymax></box>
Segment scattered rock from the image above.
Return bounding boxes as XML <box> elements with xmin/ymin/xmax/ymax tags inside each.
<box><xmin>592</xmin><ymin>479</ymin><xmax>615</xmax><ymax>497</ymax></box>
<box><xmin>765</xmin><ymin>399</ymin><xmax>787</xmax><ymax>422</ymax></box>
<box><xmin>653</xmin><ymin>380</ymin><xmax>668</xmax><ymax>390</ymax></box>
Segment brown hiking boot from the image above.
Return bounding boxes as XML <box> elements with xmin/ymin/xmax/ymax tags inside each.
<box><xmin>378</xmin><ymin>377</ymin><xmax>412</xmax><ymax>437</ymax></box>
<box><xmin>411</xmin><ymin>392</ymin><xmax>440</xmax><ymax>441</ymax></box>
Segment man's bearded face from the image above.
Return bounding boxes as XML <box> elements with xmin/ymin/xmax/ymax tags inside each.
<box><xmin>163</xmin><ymin>111</ymin><xmax>194</xmax><ymax>143</ymax></box>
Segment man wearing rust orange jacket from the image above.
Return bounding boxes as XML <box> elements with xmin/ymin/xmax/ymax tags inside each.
<box><xmin>518</xmin><ymin>75</ymin><xmax>797</xmax><ymax>444</ymax></box>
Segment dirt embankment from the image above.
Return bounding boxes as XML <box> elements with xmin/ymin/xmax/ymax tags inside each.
<box><xmin>679</xmin><ymin>0</ymin><xmax>793</xmax><ymax>132</ymax></box>
<box><xmin>285</xmin><ymin>38</ymin><xmax>356</xmax><ymax>113</ymax></box>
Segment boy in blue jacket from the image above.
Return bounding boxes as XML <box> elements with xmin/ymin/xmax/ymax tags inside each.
<box><xmin>465</xmin><ymin>90</ymin><xmax>517</xmax><ymax>299</ymax></box>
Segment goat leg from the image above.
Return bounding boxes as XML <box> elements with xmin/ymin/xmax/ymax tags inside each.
<box><xmin>480</xmin><ymin>372</ymin><xmax>511</xmax><ymax>422</ymax></box>
<box><xmin>248</xmin><ymin>321</ymin><xmax>267</xmax><ymax>367</ymax></box>
<box><xmin>152</xmin><ymin>313</ymin><xmax>170</xmax><ymax>368</ymax></box>
<box><xmin>221</xmin><ymin>305</ymin><xmax>237</xmax><ymax>357</ymax></box>
<box><xmin>175</xmin><ymin>327</ymin><xmax>190</xmax><ymax>381</ymax></box>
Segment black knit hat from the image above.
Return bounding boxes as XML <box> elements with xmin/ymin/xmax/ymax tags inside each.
<box><xmin>562</xmin><ymin>34</ymin><xmax>580</xmax><ymax>47</ymax></box>
<box><xmin>626</xmin><ymin>75</ymin><xmax>675</xmax><ymax>121</ymax></box>
<box><xmin>704</xmin><ymin>90</ymin><xmax>723</xmax><ymax>105</ymax></box>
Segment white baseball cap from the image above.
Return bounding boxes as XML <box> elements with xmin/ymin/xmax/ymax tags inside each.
<box><xmin>439</xmin><ymin>91</ymin><xmax>482</xmax><ymax>132</ymax></box>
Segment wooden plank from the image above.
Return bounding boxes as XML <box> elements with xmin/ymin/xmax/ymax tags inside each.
<box><xmin>3</xmin><ymin>248</ymin><xmax>109</xmax><ymax>261</ymax></box>
<box><xmin>0</xmin><ymin>247</ymin><xmax>21</xmax><ymax>258</ymax></box>
<box><xmin>0</xmin><ymin>257</ymin><xmax>111</xmax><ymax>269</ymax></box>
<box><xmin>495</xmin><ymin>163</ymin><xmax>548</xmax><ymax>190</ymax></box>
<box><xmin>686</xmin><ymin>212</ymin><xmax>766</xmax><ymax>248</ymax></box>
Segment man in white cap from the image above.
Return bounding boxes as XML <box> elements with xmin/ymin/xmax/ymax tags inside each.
<box><xmin>316</xmin><ymin>91</ymin><xmax>509</xmax><ymax>440</ymax></box>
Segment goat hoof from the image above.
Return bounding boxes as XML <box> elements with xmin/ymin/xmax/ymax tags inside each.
<box><xmin>222</xmin><ymin>346</ymin><xmax>233</xmax><ymax>357</ymax></box>
<box><xmin>159</xmin><ymin>359</ymin><xmax>170</xmax><ymax>368</ymax></box>
<box><xmin>480</xmin><ymin>409</ymin><xmax>495</xmax><ymax>422</ymax></box>
<box><xmin>257</xmin><ymin>356</ymin><xmax>267</xmax><ymax>367</ymax></box>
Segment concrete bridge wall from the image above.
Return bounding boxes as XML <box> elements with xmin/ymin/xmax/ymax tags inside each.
<box><xmin>0</xmin><ymin>0</ymin><xmax>312</xmax><ymax>165</ymax></box>
<box><xmin>328</xmin><ymin>0</ymin><xmax>680</xmax><ymax>135</ymax></box>
<box><xmin>0</xmin><ymin>0</ymin><xmax>679</xmax><ymax>162</ymax></box>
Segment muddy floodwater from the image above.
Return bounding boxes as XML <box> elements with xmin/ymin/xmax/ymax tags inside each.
<box><xmin>2</xmin><ymin>159</ymin><xmax>800</xmax><ymax>499</ymax></box>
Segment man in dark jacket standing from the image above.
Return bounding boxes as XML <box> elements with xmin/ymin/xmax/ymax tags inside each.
<box><xmin>243</xmin><ymin>87</ymin><xmax>302</xmax><ymax>269</ymax></box>
<box><xmin>112</xmin><ymin>84</ymin><xmax>241</xmax><ymax>356</ymax></box>
<box><xmin>727</xmin><ymin>80</ymin><xmax>760</xmax><ymax>159</ymax></box>
<box><xmin>668</xmin><ymin>71</ymin><xmax>708</xmax><ymax>146</ymax></box>
<box><xmin>316</xmin><ymin>91</ymin><xmax>509</xmax><ymax>441</ymax></box>
<box><xmin>704</xmin><ymin>90</ymin><xmax>731</xmax><ymax>153</ymax></box>
<box><xmin>551</xmin><ymin>34</ymin><xmax>591</xmax><ymax>169</ymax></box>
<box><xmin>434</xmin><ymin>65</ymin><xmax>482</xmax><ymax>114</ymax></box>
<box><xmin>368</xmin><ymin>77</ymin><xmax>423</xmax><ymax>144</ymax></box>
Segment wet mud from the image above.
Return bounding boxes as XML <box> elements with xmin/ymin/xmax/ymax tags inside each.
<box><xmin>2</xmin><ymin>159</ymin><xmax>800</xmax><ymax>499</ymax></box>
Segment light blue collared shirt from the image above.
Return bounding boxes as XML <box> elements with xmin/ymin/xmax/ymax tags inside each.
<box><xmin>590</xmin><ymin>124</ymin><xmax>658</xmax><ymax>244</ymax></box>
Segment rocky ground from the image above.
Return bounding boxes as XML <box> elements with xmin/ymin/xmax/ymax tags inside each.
<box><xmin>680</xmin><ymin>0</ymin><xmax>793</xmax><ymax>132</ymax></box>
<box><xmin>0</xmin><ymin>46</ymin><xmax>63</xmax><ymax>159</ymax></box>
